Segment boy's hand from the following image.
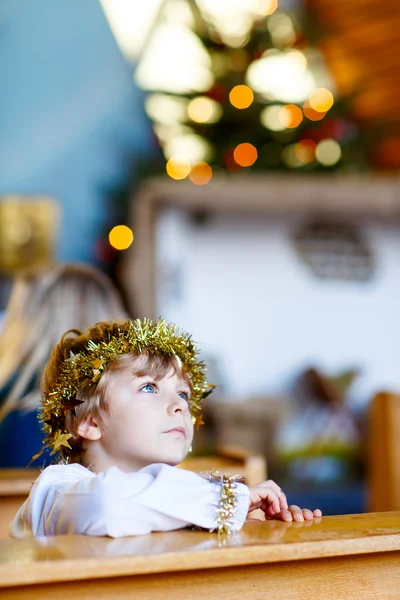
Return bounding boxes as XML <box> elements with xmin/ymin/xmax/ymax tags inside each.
<box><xmin>248</xmin><ymin>480</ymin><xmax>288</xmax><ymax>516</ymax></box>
<box><xmin>248</xmin><ymin>480</ymin><xmax>322</xmax><ymax>522</ymax></box>
<box><xmin>270</xmin><ymin>504</ymin><xmax>322</xmax><ymax>522</ymax></box>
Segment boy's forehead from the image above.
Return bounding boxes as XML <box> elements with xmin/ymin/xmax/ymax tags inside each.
<box><xmin>119</xmin><ymin>353</ymin><xmax>190</xmax><ymax>382</ymax></box>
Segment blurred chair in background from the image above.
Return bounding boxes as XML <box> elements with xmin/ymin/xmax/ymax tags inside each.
<box><xmin>368</xmin><ymin>392</ymin><xmax>400</xmax><ymax>512</ymax></box>
<box><xmin>180</xmin><ymin>445</ymin><xmax>266</xmax><ymax>487</ymax></box>
<box><xmin>0</xmin><ymin>263</ymin><xmax>130</xmax><ymax>468</ymax></box>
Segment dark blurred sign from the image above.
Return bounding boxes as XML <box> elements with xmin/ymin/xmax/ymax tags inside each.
<box><xmin>294</xmin><ymin>220</ymin><xmax>374</xmax><ymax>282</ymax></box>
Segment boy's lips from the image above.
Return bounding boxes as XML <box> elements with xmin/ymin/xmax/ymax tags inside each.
<box><xmin>164</xmin><ymin>426</ymin><xmax>186</xmax><ymax>438</ymax></box>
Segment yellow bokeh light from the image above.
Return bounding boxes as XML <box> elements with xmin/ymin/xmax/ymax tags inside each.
<box><xmin>233</xmin><ymin>143</ymin><xmax>258</xmax><ymax>167</ymax></box>
<box><xmin>279</xmin><ymin>104</ymin><xmax>303</xmax><ymax>128</ymax></box>
<box><xmin>229</xmin><ymin>85</ymin><xmax>254</xmax><ymax>109</ymax></box>
<box><xmin>309</xmin><ymin>88</ymin><xmax>334</xmax><ymax>113</ymax></box>
<box><xmin>294</xmin><ymin>140</ymin><xmax>316</xmax><ymax>164</ymax></box>
<box><xmin>166</xmin><ymin>158</ymin><xmax>191</xmax><ymax>180</ymax></box>
<box><xmin>316</xmin><ymin>139</ymin><xmax>342</xmax><ymax>166</ymax></box>
<box><xmin>260</xmin><ymin>105</ymin><xmax>286</xmax><ymax>131</ymax></box>
<box><xmin>189</xmin><ymin>162</ymin><xmax>213</xmax><ymax>185</ymax></box>
<box><xmin>188</xmin><ymin>97</ymin><xmax>221</xmax><ymax>123</ymax></box>
<box><xmin>256</xmin><ymin>0</ymin><xmax>278</xmax><ymax>16</ymax></box>
<box><xmin>109</xmin><ymin>225</ymin><xmax>134</xmax><ymax>251</ymax></box>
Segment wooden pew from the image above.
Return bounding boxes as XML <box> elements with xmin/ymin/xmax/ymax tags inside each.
<box><xmin>0</xmin><ymin>469</ymin><xmax>39</xmax><ymax>540</ymax></box>
<box><xmin>368</xmin><ymin>392</ymin><xmax>400</xmax><ymax>511</ymax></box>
<box><xmin>0</xmin><ymin>512</ymin><xmax>400</xmax><ymax>598</ymax></box>
<box><xmin>0</xmin><ymin>447</ymin><xmax>266</xmax><ymax>539</ymax></box>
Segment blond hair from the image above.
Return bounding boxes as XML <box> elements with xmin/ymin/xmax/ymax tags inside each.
<box><xmin>42</xmin><ymin>322</ymin><xmax>191</xmax><ymax>463</ymax></box>
<box><xmin>0</xmin><ymin>263</ymin><xmax>129</xmax><ymax>419</ymax></box>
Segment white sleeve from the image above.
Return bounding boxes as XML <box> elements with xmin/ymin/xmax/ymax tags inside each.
<box><xmin>10</xmin><ymin>463</ymin><xmax>250</xmax><ymax>538</ymax></box>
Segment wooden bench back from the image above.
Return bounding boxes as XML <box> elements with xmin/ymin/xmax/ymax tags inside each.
<box><xmin>368</xmin><ymin>392</ymin><xmax>400</xmax><ymax>511</ymax></box>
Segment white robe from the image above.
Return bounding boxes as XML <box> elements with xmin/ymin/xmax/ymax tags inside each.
<box><xmin>10</xmin><ymin>463</ymin><xmax>250</xmax><ymax>538</ymax></box>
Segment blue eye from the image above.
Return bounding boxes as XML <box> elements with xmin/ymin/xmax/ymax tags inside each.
<box><xmin>141</xmin><ymin>383</ymin><xmax>156</xmax><ymax>393</ymax></box>
<box><xmin>178</xmin><ymin>391</ymin><xmax>190</xmax><ymax>402</ymax></box>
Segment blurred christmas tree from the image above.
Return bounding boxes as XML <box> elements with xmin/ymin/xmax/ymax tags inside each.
<box><xmin>135</xmin><ymin>0</ymin><xmax>368</xmax><ymax>181</ymax></box>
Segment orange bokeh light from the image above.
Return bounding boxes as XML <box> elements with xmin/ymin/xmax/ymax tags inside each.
<box><xmin>233</xmin><ymin>143</ymin><xmax>258</xmax><ymax>167</ymax></box>
<box><xmin>295</xmin><ymin>139</ymin><xmax>316</xmax><ymax>163</ymax></box>
<box><xmin>303</xmin><ymin>101</ymin><xmax>326</xmax><ymax>121</ymax></box>
<box><xmin>279</xmin><ymin>105</ymin><xmax>303</xmax><ymax>128</ymax></box>
<box><xmin>189</xmin><ymin>162</ymin><xmax>213</xmax><ymax>185</ymax></box>
<box><xmin>229</xmin><ymin>85</ymin><xmax>254</xmax><ymax>109</ymax></box>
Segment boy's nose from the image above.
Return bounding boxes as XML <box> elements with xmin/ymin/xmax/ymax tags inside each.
<box><xmin>167</xmin><ymin>394</ymin><xmax>189</xmax><ymax>415</ymax></box>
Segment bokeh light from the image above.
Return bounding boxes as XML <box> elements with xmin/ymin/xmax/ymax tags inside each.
<box><xmin>136</xmin><ymin>23</ymin><xmax>214</xmax><ymax>93</ymax></box>
<box><xmin>279</xmin><ymin>104</ymin><xmax>303</xmax><ymax>128</ymax></box>
<box><xmin>109</xmin><ymin>225</ymin><xmax>134</xmax><ymax>250</ymax></box>
<box><xmin>256</xmin><ymin>0</ymin><xmax>278</xmax><ymax>16</ymax></box>
<box><xmin>164</xmin><ymin>133</ymin><xmax>211</xmax><ymax>163</ymax></box>
<box><xmin>188</xmin><ymin>96</ymin><xmax>222</xmax><ymax>123</ymax></box>
<box><xmin>309</xmin><ymin>88</ymin><xmax>334</xmax><ymax>113</ymax></box>
<box><xmin>267</xmin><ymin>12</ymin><xmax>296</xmax><ymax>46</ymax></box>
<box><xmin>316</xmin><ymin>139</ymin><xmax>342</xmax><ymax>166</ymax></box>
<box><xmin>303</xmin><ymin>100</ymin><xmax>326</xmax><ymax>121</ymax></box>
<box><xmin>189</xmin><ymin>162</ymin><xmax>213</xmax><ymax>185</ymax></box>
<box><xmin>166</xmin><ymin>158</ymin><xmax>191</xmax><ymax>180</ymax></box>
<box><xmin>260</xmin><ymin>105</ymin><xmax>286</xmax><ymax>131</ymax></box>
<box><xmin>145</xmin><ymin>93</ymin><xmax>188</xmax><ymax>125</ymax></box>
<box><xmin>281</xmin><ymin>144</ymin><xmax>302</xmax><ymax>168</ymax></box>
<box><xmin>233</xmin><ymin>143</ymin><xmax>258</xmax><ymax>166</ymax></box>
<box><xmin>295</xmin><ymin>139</ymin><xmax>316</xmax><ymax>164</ymax></box>
<box><xmin>246</xmin><ymin>50</ymin><xmax>314</xmax><ymax>103</ymax></box>
<box><xmin>229</xmin><ymin>85</ymin><xmax>254</xmax><ymax>109</ymax></box>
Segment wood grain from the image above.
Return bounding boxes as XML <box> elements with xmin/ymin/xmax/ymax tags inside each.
<box><xmin>1</xmin><ymin>551</ymin><xmax>400</xmax><ymax>599</ymax></box>
<box><xmin>368</xmin><ymin>393</ymin><xmax>400</xmax><ymax>511</ymax></box>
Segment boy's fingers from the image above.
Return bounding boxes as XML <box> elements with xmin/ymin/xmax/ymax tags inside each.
<box><xmin>288</xmin><ymin>504</ymin><xmax>304</xmax><ymax>522</ymax></box>
<box><xmin>262</xmin><ymin>498</ymin><xmax>280</xmax><ymax>515</ymax></box>
<box><xmin>252</xmin><ymin>487</ymin><xmax>279</xmax><ymax>508</ymax></box>
<box><xmin>278</xmin><ymin>509</ymin><xmax>293</xmax><ymax>522</ymax></box>
<box><xmin>255</xmin><ymin>480</ymin><xmax>285</xmax><ymax>502</ymax></box>
<box><xmin>270</xmin><ymin>506</ymin><xmax>322</xmax><ymax>523</ymax></box>
<box><xmin>279</xmin><ymin>494</ymin><xmax>288</xmax><ymax>511</ymax></box>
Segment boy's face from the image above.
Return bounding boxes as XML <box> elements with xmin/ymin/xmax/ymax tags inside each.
<box><xmin>95</xmin><ymin>358</ymin><xmax>194</xmax><ymax>471</ymax></box>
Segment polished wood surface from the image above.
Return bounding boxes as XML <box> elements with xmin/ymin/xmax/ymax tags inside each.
<box><xmin>368</xmin><ymin>392</ymin><xmax>400</xmax><ymax>511</ymax></box>
<box><xmin>2</xmin><ymin>554</ymin><xmax>400</xmax><ymax>600</ymax></box>
<box><xmin>0</xmin><ymin>469</ymin><xmax>39</xmax><ymax>496</ymax></box>
<box><xmin>0</xmin><ymin>512</ymin><xmax>400</xmax><ymax>588</ymax></box>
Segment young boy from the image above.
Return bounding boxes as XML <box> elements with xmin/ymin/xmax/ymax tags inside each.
<box><xmin>10</xmin><ymin>318</ymin><xmax>321</xmax><ymax>538</ymax></box>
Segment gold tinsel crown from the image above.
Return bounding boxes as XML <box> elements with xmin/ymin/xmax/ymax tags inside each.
<box><xmin>35</xmin><ymin>318</ymin><xmax>214</xmax><ymax>461</ymax></box>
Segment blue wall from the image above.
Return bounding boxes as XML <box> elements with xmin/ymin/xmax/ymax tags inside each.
<box><xmin>0</xmin><ymin>0</ymin><xmax>154</xmax><ymax>262</ymax></box>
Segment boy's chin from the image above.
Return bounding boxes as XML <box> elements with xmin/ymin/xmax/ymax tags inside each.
<box><xmin>156</xmin><ymin>450</ymin><xmax>189</xmax><ymax>467</ymax></box>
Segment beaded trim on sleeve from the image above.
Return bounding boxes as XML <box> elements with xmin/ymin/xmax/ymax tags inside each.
<box><xmin>202</xmin><ymin>471</ymin><xmax>242</xmax><ymax>535</ymax></box>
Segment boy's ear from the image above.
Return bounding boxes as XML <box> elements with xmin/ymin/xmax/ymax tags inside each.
<box><xmin>77</xmin><ymin>415</ymin><xmax>102</xmax><ymax>441</ymax></box>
